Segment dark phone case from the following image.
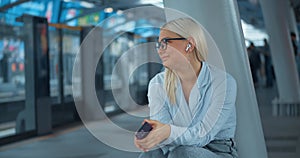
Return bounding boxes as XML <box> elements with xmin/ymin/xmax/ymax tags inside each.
<box><xmin>135</xmin><ymin>122</ymin><xmax>153</xmax><ymax>140</ymax></box>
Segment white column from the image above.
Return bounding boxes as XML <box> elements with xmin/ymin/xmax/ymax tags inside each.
<box><xmin>163</xmin><ymin>0</ymin><xmax>268</xmax><ymax>158</ymax></box>
<box><xmin>80</xmin><ymin>27</ymin><xmax>105</xmax><ymax>121</ymax></box>
<box><xmin>260</xmin><ymin>0</ymin><xmax>300</xmax><ymax>104</ymax></box>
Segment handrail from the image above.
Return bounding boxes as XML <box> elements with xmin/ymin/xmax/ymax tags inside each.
<box><xmin>48</xmin><ymin>23</ymin><xmax>82</xmax><ymax>31</ymax></box>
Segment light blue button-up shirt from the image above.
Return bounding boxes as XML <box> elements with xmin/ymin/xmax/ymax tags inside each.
<box><xmin>147</xmin><ymin>62</ymin><xmax>237</xmax><ymax>154</ymax></box>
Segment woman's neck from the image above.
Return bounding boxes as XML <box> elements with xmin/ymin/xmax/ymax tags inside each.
<box><xmin>176</xmin><ymin>61</ymin><xmax>202</xmax><ymax>83</ymax></box>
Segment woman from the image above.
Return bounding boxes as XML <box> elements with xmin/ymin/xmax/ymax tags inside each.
<box><xmin>134</xmin><ymin>18</ymin><xmax>238</xmax><ymax>158</ymax></box>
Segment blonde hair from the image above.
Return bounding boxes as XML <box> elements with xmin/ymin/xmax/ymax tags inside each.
<box><xmin>162</xmin><ymin>18</ymin><xmax>208</xmax><ymax>104</ymax></box>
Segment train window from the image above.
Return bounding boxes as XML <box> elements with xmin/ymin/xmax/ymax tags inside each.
<box><xmin>62</xmin><ymin>30</ymin><xmax>80</xmax><ymax>98</ymax></box>
<box><xmin>49</xmin><ymin>28</ymin><xmax>59</xmax><ymax>98</ymax></box>
<box><xmin>0</xmin><ymin>37</ymin><xmax>25</xmax><ymax>103</ymax></box>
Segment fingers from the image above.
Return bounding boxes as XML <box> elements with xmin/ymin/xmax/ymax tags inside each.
<box><xmin>144</xmin><ymin>119</ymin><xmax>157</xmax><ymax>124</ymax></box>
<box><xmin>135</xmin><ymin>120</ymin><xmax>166</xmax><ymax>151</ymax></box>
<box><xmin>134</xmin><ymin>137</ymin><xmax>147</xmax><ymax>151</ymax></box>
<box><xmin>136</xmin><ymin>140</ymin><xmax>155</xmax><ymax>151</ymax></box>
<box><xmin>135</xmin><ymin>132</ymin><xmax>160</xmax><ymax>150</ymax></box>
<box><xmin>144</xmin><ymin>119</ymin><xmax>160</xmax><ymax>129</ymax></box>
<box><xmin>135</xmin><ymin>133</ymin><xmax>149</xmax><ymax>150</ymax></box>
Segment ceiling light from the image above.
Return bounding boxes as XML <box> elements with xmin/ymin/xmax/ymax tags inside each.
<box><xmin>80</xmin><ymin>1</ymin><xmax>95</xmax><ymax>8</ymax></box>
<box><xmin>139</xmin><ymin>0</ymin><xmax>163</xmax><ymax>7</ymax></box>
<box><xmin>116</xmin><ymin>10</ymin><xmax>123</xmax><ymax>15</ymax></box>
<box><xmin>104</xmin><ymin>7</ymin><xmax>114</xmax><ymax>13</ymax></box>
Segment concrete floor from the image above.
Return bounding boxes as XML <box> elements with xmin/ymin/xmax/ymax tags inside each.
<box><xmin>255</xmin><ymin>86</ymin><xmax>300</xmax><ymax>158</ymax></box>
<box><xmin>0</xmin><ymin>85</ymin><xmax>299</xmax><ymax>158</ymax></box>
<box><xmin>0</xmin><ymin>112</ymin><xmax>144</xmax><ymax>158</ymax></box>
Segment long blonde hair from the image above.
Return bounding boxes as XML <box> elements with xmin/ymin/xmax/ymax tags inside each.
<box><xmin>162</xmin><ymin>18</ymin><xmax>208</xmax><ymax>104</ymax></box>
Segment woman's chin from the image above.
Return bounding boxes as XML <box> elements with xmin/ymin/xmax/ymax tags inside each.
<box><xmin>162</xmin><ymin>62</ymin><xmax>174</xmax><ymax>70</ymax></box>
<box><xmin>162</xmin><ymin>61</ymin><xmax>169</xmax><ymax>67</ymax></box>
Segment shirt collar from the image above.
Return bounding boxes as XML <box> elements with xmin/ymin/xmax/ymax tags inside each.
<box><xmin>174</xmin><ymin>62</ymin><xmax>210</xmax><ymax>89</ymax></box>
<box><xmin>197</xmin><ymin>61</ymin><xmax>210</xmax><ymax>88</ymax></box>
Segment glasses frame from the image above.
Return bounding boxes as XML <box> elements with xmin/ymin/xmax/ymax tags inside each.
<box><xmin>155</xmin><ymin>37</ymin><xmax>186</xmax><ymax>51</ymax></box>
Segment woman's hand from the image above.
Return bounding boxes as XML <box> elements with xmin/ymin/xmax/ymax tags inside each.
<box><xmin>134</xmin><ymin>119</ymin><xmax>171</xmax><ymax>152</ymax></box>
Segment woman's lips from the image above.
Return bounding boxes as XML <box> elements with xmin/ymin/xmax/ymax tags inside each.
<box><xmin>160</xmin><ymin>56</ymin><xmax>168</xmax><ymax>61</ymax></box>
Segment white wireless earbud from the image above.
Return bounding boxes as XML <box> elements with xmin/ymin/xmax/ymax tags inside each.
<box><xmin>185</xmin><ymin>43</ymin><xmax>191</xmax><ymax>52</ymax></box>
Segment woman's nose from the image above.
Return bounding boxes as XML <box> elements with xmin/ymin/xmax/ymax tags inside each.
<box><xmin>157</xmin><ymin>48</ymin><xmax>164</xmax><ymax>54</ymax></box>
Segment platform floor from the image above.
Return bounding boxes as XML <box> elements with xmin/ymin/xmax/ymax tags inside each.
<box><xmin>0</xmin><ymin>85</ymin><xmax>300</xmax><ymax>158</ymax></box>
<box><xmin>255</xmin><ymin>86</ymin><xmax>300</xmax><ymax>158</ymax></box>
<box><xmin>0</xmin><ymin>110</ymin><xmax>145</xmax><ymax>158</ymax></box>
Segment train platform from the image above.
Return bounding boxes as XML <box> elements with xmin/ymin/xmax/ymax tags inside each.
<box><xmin>0</xmin><ymin>85</ymin><xmax>300</xmax><ymax>158</ymax></box>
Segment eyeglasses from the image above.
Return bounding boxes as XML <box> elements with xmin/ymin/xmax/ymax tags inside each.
<box><xmin>155</xmin><ymin>37</ymin><xmax>186</xmax><ymax>51</ymax></box>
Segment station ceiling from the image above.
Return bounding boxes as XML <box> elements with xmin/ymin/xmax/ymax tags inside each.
<box><xmin>1</xmin><ymin>0</ymin><xmax>300</xmax><ymax>31</ymax></box>
<box><xmin>75</xmin><ymin>0</ymin><xmax>300</xmax><ymax>30</ymax></box>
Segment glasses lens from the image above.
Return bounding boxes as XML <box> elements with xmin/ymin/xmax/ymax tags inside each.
<box><xmin>155</xmin><ymin>42</ymin><xmax>160</xmax><ymax>50</ymax></box>
<box><xmin>161</xmin><ymin>42</ymin><xmax>166</xmax><ymax>50</ymax></box>
<box><xmin>155</xmin><ymin>39</ymin><xmax>169</xmax><ymax>50</ymax></box>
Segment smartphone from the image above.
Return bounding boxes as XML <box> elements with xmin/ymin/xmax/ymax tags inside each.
<box><xmin>135</xmin><ymin>122</ymin><xmax>153</xmax><ymax>140</ymax></box>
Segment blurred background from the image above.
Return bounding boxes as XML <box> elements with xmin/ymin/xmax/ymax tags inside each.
<box><xmin>0</xmin><ymin>0</ymin><xmax>299</xmax><ymax>158</ymax></box>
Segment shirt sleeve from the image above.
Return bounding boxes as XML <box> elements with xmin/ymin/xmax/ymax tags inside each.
<box><xmin>148</xmin><ymin>80</ymin><xmax>172</xmax><ymax>124</ymax></box>
<box><xmin>147</xmin><ymin>79</ymin><xmax>174</xmax><ymax>154</ymax></box>
<box><xmin>165</xmin><ymin>75</ymin><xmax>237</xmax><ymax>146</ymax></box>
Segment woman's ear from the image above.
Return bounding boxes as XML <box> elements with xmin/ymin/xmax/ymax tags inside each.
<box><xmin>186</xmin><ymin>37</ymin><xmax>196</xmax><ymax>52</ymax></box>
<box><xmin>185</xmin><ymin>43</ymin><xmax>191</xmax><ymax>52</ymax></box>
